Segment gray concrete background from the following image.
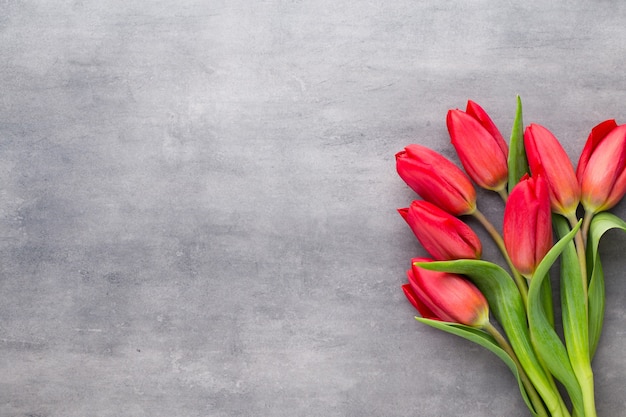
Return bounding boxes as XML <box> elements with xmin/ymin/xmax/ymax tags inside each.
<box><xmin>1</xmin><ymin>1</ymin><xmax>626</xmax><ymax>416</ymax></box>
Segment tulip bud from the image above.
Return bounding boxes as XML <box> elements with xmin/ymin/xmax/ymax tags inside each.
<box><xmin>576</xmin><ymin>120</ymin><xmax>626</xmax><ymax>213</ymax></box>
<box><xmin>403</xmin><ymin>258</ymin><xmax>489</xmax><ymax>327</ymax></box>
<box><xmin>395</xmin><ymin>144</ymin><xmax>476</xmax><ymax>216</ymax></box>
<box><xmin>398</xmin><ymin>200</ymin><xmax>482</xmax><ymax>260</ymax></box>
<box><xmin>503</xmin><ymin>174</ymin><xmax>553</xmax><ymax>278</ymax></box>
<box><xmin>447</xmin><ymin>101</ymin><xmax>509</xmax><ymax>191</ymax></box>
<box><xmin>524</xmin><ymin>124</ymin><xmax>580</xmax><ymax>216</ymax></box>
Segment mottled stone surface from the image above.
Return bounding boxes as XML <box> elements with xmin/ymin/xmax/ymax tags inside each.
<box><xmin>1</xmin><ymin>1</ymin><xmax>626</xmax><ymax>416</ymax></box>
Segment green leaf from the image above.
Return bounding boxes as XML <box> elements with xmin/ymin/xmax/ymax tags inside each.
<box><xmin>415</xmin><ymin>318</ymin><xmax>540</xmax><ymax>417</ymax></box>
<box><xmin>416</xmin><ymin>260</ymin><xmax>524</xmax><ymax>330</ymax></box>
<box><xmin>528</xmin><ymin>220</ymin><xmax>584</xmax><ymax>415</ymax></box>
<box><xmin>587</xmin><ymin>212</ymin><xmax>626</xmax><ymax>358</ymax></box>
<box><xmin>507</xmin><ymin>95</ymin><xmax>529</xmax><ymax>193</ymax></box>
<box><xmin>588</xmin><ymin>256</ymin><xmax>604</xmax><ymax>359</ymax></box>
<box><xmin>554</xmin><ymin>216</ymin><xmax>594</xmax><ymax>414</ymax></box>
<box><xmin>417</xmin><ymin>260</ymin><xmax>565</xmax><ymax>416</ymax></box>
<box><xmin>554</xmin><ymin>216</ymin><xmax>588</xmax><ymax>358</ymax></box>
<box><xmin>539</xmin><ymin>273</ymin><xmax>554</xmax><ymax>328</ymax></box>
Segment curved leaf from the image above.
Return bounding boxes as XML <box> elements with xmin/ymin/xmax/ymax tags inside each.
<box><xmin>587</xmin><ymin>212</ymin><xmax>626</xmax><ymax>357</ymax></box>
<box><xmin>528</xmin><ymin>220</ymin><xmax>583</xmax><ymax>415</ymax></box>
<box><xmin>554</xmin><ymin>216</ymin><xmax>595</xmax><ymax>415</ymax></box>
<box><xmin>554</xmin><ymin>216</ymin><xmax>587</xmax><ymax>360</ymax></box>
<box><xmin>417</xmin><ymin>259</ymin><xmax>565</xmax><ymax>416</ymax></box>
<box><xmin>540</xmin><ymin>273</ymin><xmax>555</xmax><ymax>328</ymax></box>
<box><xmin>415</xmin><ymin>318</ymin><xmax>540</xmax><ymax>416</ymax></box>
<box><xmin>588</xmin><ymin>257</ymin><xmax>604</xmax><ymax>359</ymax></box>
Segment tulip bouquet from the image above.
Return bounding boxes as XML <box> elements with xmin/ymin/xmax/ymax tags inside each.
<box><xmin>395</xmin><ymin>97</ymin><xmax>626</xmax><ymax>417</ymax></box>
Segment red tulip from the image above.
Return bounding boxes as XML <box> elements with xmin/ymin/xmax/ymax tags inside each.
<box><xmin>403</xmin><ymin>258</ymin><xmax>489</xmax><ymax>327</ymax></box>
<box><xmin>503</xmin><ymin>174</ymin><xmax>553</xmax><ymax>278</ymax></box>
<box><xmin>395</xmin><ymin>144</ymin><xmax>476</xmax><ymax>215</ymax></box>
<box><xmin>402</xmin><ymin>283</ymin><xmax>441</xmax><ymax>321</ymax></box>
<box><xmin>447</xmin><ymin>101</ymin><xmax>509</xmax><ymax>191</ymax></box>
<box><xmin>398</xmin><ymin>200</ymin><xmax>482</xmax><ymax>260</ymax></box>
<box><xmin>524</xmin><ymin>124</ymin><xmax>580</xmax><ymax>216</ymax></box>
<box><xmin>576</xmin><ymin>120</ymin><xmax>626</xmax><ymax>213</ymax></box>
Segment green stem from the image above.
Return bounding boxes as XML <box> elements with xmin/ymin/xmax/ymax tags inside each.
<box><xmin>472</xmin><ymin>209</ymin><xmax>529</xmax><ymax>306</ymax></box>
<box><xmin>581</xmin><ymin>210</ymin><xmax>594</xmax><ymax>248</ymax></box>
<box><xmin>566</xmin><ymin>214</ymin><xmax>588</xmax><ymax>313</ymax></box>
<box><xmin>497</xmin><ymin>187</ymin><xmax>509</xmax><ymax>203</ymax></box>
<box><xmin>567</xmin><ymin>212</ymin><xmax>597</xmax><ymax>417</ymax></box>
<box><xmin>484</xmin><ymin>323</ymin><xmax>549</xmax><ymax>417</ymax></box>
<box><xmin>573</xmin><ymin>362</ymin><xmax>597</xmax><ymax>417</ymax></box>
<box><xmin>539</xmin><ymin>354</ymin><xmax>572</xmax><ymax>417</ymax></box>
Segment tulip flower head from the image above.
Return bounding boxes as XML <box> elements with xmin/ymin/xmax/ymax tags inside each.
<box><xmin>524</xmin><ymin>123</ymin><xmax>580</xmax><ymax>216</ymax></box>
<box><xmin>401</xmin><ymin>283</ymin><xmax>441</xmax><ymax>321</ymax></box>
<box><xmin>503</xmin><ymin>174</ymin><xmax>553</xmax><ymax>278</ymax></box>
<box><xmin>577</xmin><ymin>120</ymin><xmax>626</xmax><ymax>214</ymax></box>
<box><xmin>447</xmin><ymin>101</ymin><xmax>509</xmax><ymax>191</ymax></box>
<box><xmin>398</xmin><ymin>200</ymin><xmax>482</xmax><ymax>260</ymax></box>
<box><xmin>403</xmin><ymin>258</ymin><xmax>489</xmax><ymax>327</ymax></box>
<box><xmin>395</xmin><ymin>144</ymin><xmax>476</xmax><ymax>216</ymax></box>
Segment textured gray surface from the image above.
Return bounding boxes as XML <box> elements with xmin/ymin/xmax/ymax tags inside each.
<box><xmin>2</xmin><ymin>1</ymin><xmax>626</xmax><ymax>416</ymax></box>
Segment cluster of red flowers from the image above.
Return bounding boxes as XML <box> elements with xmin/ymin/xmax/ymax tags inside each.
<box><xmin>396</xmin><ymin>100</ymin><xmax>626</xmax><ymax>327</ymax></box>
<box><xmin>394</xmin><ymin>99</ymin><xmax>626</xmax><ymax>417</ymax></box>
